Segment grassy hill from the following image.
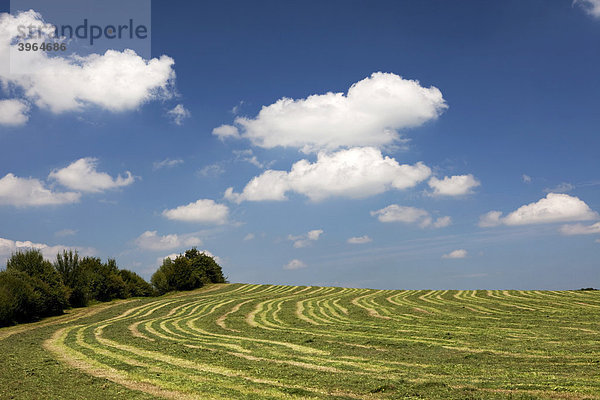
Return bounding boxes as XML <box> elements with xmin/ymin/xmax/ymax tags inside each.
<box><xmin>1</xmin><ymin>283</ymin><xmax>599</xmax><ymax>399</ymax></box>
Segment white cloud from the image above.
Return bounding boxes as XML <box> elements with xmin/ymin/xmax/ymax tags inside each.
<box><xmin>167</xmin><ymin>104</ymin><xmax>190</xmax><ymax>125</ymax></box>
<box><xmin>371</xmin><ymin>204</ymin><xmax>451</xmax><ymax>228</ymax></box>
<box><xmin>560</xmin><ymin>222</ymin><xmax>600</xmax><ymax>235</ymax></box>
<box><xmin>575</xmin><ymin>0</ymin><xmax>600</xmax><ymax>18</ymax></box>
<box><xmin>347</xmin><ymin>235</ymin><xmax>372</xmax><ymax>244</ymax></box>
<box><xmin>0</xmin><ymin>99</ymin><xmax>29</xmax><ymax>126</ymax></box>
<box><xmin>283</xmin><ymin>259</ymin><xmax>307</xmax><ymax>270</ymax></box>
<box><xmin>0</xmin><ymin>173</ymin><xmax>80</xmax><ymax>206</ymax></box>
<box><xmin>212</xmin><ymin>124</ymin><xmax>240</xmax><ymax>140</ymax></box>
<box><xmin>49</xmin><ymin>157</ymin><xmax>134</xmax><ymax>193</ymax></box>
<box><xmin>479</xmin><ymin>193</ymin><xmax>599</xmax><ymax>227</ymax></box>
<box><xmin>442</xmin><ymin>249</ymin><xmax>467</xmax><ymax>259</ymax></box>
<box><xmin>214</xmin><ymin>72</ymin><xmax>447</xmax><ymax>153</ymax></box>
<box><xmin>307</xmin><ymin>229</ymin><xmax>323</xmax><ymax>240</ymax></box>
<box><xmin>432</xmin><ymin>215</ymin><xmax>452</xmax><ymax>228</ymax></box>
<box><xmin>153</xmin><ymin>158</ymin><xmax>184</xmax><ymax>170</ymax></box>
<box><xmin>522</xmin><ymin>174</ymin><xmax>532</xmax><ymax>183</ymax></box>
<box><xmin>428</xmin><ymin>174</ymin><xmax>480</xmax><ymax>196</ymax></box>
<box><xmin>0</xmin><ymin>11</ymin><xmax>175</xmax><ymax>117</ymax></box>
<box><xmin>156</xmin><ymin>253</ymin><xmax>180</xmax><ymax>266</ymax></box>
<box><xmin>544</xmin><ymin>182</ymin><xmax>574</xmax><ymax>193</ymax></box>
<box><xmin>224</xmin><ymin>147</ymin><xmax>431</xmax><ymax>203</ymax></box>
<box><xmin>231</xmin><ymin>100</ymin><xmax>244</xmax><ymax>115</ymax></box>
<box><xmin>199</xmin><ymin>249</ymin><xmax>223</xmax><ymax>265</ymax></box>
<box><xmin>134</xmin><ymin>231</ymin><xmax>202</xmax><ymax>251</ymax></box>
<box><xmin>243</xmin><ymin>233</ymin><xmax>255</xmax><ymax>241</ymax></box>
<box><xmin>288</xmin><ymin>229</ymin><xmax>323</xmax><ymax>248</ymax></box>
<box><xmin>156</xmin><ymin>249</ymin><xmax>222</xmax><ymax>266</ymax></box>
<box><xmin>233</xmin><ymin>149</ymin><xmax>264</xmax><ymax>168</ymax></box>
<box><xmin>55</xmin><ymin>229</ymin><xmax>77</xmax><ymax>237</ymax></box>
<box><xmin>198</xmin><ymin>163</ymin><xmax>225</xmax><ymax>177</ymax></box>
<box><xmin>162</xmin><ymin>199</ymin><xmax>229</xmax><ymax>224</ymax></box>
<box><xmin>478</xmin><ymin>210</ymin><xmax>503</xmax><ymax>227</ymax></box>
<box><xmin>0</xmin><ymin>236</ymin><xmax>94</xmax><ymax>264</ymax></box>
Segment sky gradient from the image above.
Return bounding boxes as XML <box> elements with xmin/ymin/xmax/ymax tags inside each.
<box><xmin>1</xmin><ymin>0</ymin><xmax>599</xmax><ymax>290</ymax></box>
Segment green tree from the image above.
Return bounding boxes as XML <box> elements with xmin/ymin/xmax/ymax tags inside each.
<box><xmin>81</xmin><ymin>257</ymin><xmax>126</xmax><ymax>302</ymax></box>
<box><xmin>151</xmin><ymin>249</ymin><xmax>226</xmax><ymax>294</ymax></box>
<box><xmin>0</xmin><ymin>270</ymin><xmax>40</xmax><ymax>326</ymax></box>
<box><xmin>119</xmin><ymin>269</ymin><xmax>155</xmax><ymax>297</ymax></box>
<box><xmin>4</xmin><ymin>249</ymin><xmax>69</xmax><ymax>319</ymax></box>
<box><xmin>55</xmin><ymin>250</ymin><xmax>90</xmax><ymax>307</ymax></box>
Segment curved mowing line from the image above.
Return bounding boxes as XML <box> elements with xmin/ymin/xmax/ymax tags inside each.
<box><xmin>35</xmin><ymin>284</ymin><xmax>600</xmax><ymax>399</ymax></box>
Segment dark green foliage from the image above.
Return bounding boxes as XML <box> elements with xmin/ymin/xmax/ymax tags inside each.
<box><xmin>185</xmin><ymin>248</ymin><xmax>226</xmax><ymax>284</ymax></box>
<box><xmin>0</xmin><ymin>248</ymin><xmax>158</xmax><ymax>327</ymax></box>
<box><xmin>1</xmin><ymin>249</ymin><xmax>69</xmax><ymax>326</ymax></box>
<box><xmin>55</xmin><ymin>250</ymin><xmax>89</xmax><ymax>307</ymax></box>
<box><xmin>0</xmin><ymin>270</ymin><xmax>39</xmax><ymax>326</ymax></box>
<box><xmin>119</xmin><ymin>269</ymin><xmax>155</xmax><ymax>297</ymax></box>
<box><xmin>81</xmin><ymin>257</ymin><xmax>127</xmax><ymax>302</ymax></box>
<box><xmin>151</xmin><ymin>248</ymin><xmax>225</xmax><ymax>294</ymax></box>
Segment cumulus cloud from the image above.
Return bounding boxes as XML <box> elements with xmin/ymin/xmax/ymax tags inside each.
<box><xmin>428</xmin><ymin>174</ymin><xmax>480</xmax><ymax>196</ymax></box>
<box><xmin>544</xmin><ymin>182</ymin><xmax>574</xmax><ymax>193</ymax></box>
<box><xmin>134</xmin><ymin>231</ymin><xmax>202</xmax><ymax>251</ymax></box>
<box><xmin>0</xmin><ymin>11</ymin><xmax>175</xmax><ymax>118</ymax></box>
<box><xmin>283</xmin><ymin>259</ymin><xmax>307</xmax><ymax>270</ymax></box>
<box><xmin>479</xmin><ymin>193</ymin><xmax>599</xmax><ymax>227</ymax></box>
<box><xmin>167</xmin><ymin>104</ymin><xmax>190</xmax><ymax>125</ymax></box>
<box><xmin>162</xmin><ymin>199</ymin><xmax>229</xmax><ymax>224</ymax></box>
<box><xmin>522</xmin><ymin>174</ymin><xmax>532</xmax><ymax>183</ymax></box>
<box><xmin>156</xmin><ymin>253</ymin><xmax>180</xmax><ymax>266</ymax></box>
<box><xmin>371</xmin><ymin>204</ymin><xmax>451</xmax><ymax>228</ymax></box>
<box><xmin>442</xmin><ymin>249</ymin><xmax>467</xmax><ymax>259</ymax></box>
<box><xmin>347</xmin><ymin>235</ymin><xmax>372</xmax><ymax>244</ymax></box>
<box><xmin>156</xmin><ymin>249</ymin><xmax>222</xmax><ymax>266</ymax></box>
<box><xmin>49</xmin><ymin>158</ymin><xmax>134</xmax><ymax>193</ymax></box>
<box><xmin>575</xmin><ymin>0</ymin><xmax>600</xmax><ymax>18</ymax></box>
<box><xmin>560</xmin><ymin>222</ymin><xmax>600</xmax><ymax>235</ymax></box>
<box><xmin>0</xmin><ymin>173</ymin><xmax>80</xmax><ymax>206</ymax></box>
<box><xmin>0</xmin><ymin>236</ymin><xmax>94</xmax><ymax>264</ymax></box>
<box><xmin>243</xmin><ymin>233</ymin><xmax>255</xmax><ymax>241</ymax></box>
<box><xmin>213</xmin><ymin>72</ymin><xmax>447</xmax><ymax>152</ymax></box>
<box><xmin>224</xmin><ymin>147</ymin><xmax>431</xmax><ymax>203</ymax></box>
<box><xmin>212</xmin><ymin>124</ymin><xmax>240</xmax><ymax>140</ymax></box>
<box><xmin>288</xmin><ymin>229</ymin><xmax>323</xmax><ymax>248</ymax></box>
<box><xmin>0</xmin><ymin>99</ymin><xmax>29</xmax><ymax>126</ymax></box>
<box><xmin>153</xmin><ymin>158</ymin><xmax>184</xmax><ymax>170</ymax></box>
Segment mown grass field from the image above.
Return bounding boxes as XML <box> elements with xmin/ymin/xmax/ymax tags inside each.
<box><xmin>1</xmin><ymin>283</ymin><xmax>599</xmax><ymax>399</ymax></box>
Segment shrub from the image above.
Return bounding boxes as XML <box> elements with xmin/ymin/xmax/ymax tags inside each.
<box><xmin>0</xmin><ymin>270</ymin><xmax>40</xmax><ymax>327</ymax></box>
<box><xmin>119</xmin><ymin>269</ymin><xmax>155</xmax><ymax>297</ymax></box>
<box><xmin>5</xmin><ymin>249</ymin><xmax>69</xmax><ymax>318</ymax></box>
<box><xmin>82</xmin><ymin>257</ymin><xmax>127</xmax><ymax>302</ymax></box>
<box><xmin>151</xmin><ymin>248</ymin><xmax>225</xmax><ymax>294</ymax></box>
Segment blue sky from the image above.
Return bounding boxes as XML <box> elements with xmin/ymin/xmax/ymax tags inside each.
<box><xmin>0</xmin><ymin>0</ymin><xmax>599</xmax><ymax>290</ymax></box>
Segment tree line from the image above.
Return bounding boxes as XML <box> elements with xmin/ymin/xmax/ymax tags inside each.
<box><xmin>0</xmin><ymin>247</ymin><xmax>226</xmax><ymax>327</ymax></box>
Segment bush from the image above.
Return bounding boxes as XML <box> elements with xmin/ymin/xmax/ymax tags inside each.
<box><xmin>82</xmin><ymin>257</ymin><xmax>127</xmax><ymax>302</ymax></box>
<box><xmin>151</xmin><ymin>248</ymin><xmax>225</xmax><ymax>295</ymax></box>
<box><xmin>119</xmin><ymin>269</ymin><xmax>155</xmax><ymax>297</ymax></box>
<box><xmin>5</xmin><ymin>249</ymin><xmax>69</xmax><ymax>318</ymax></box>
<box><xmin>0</xmin><ymin>270</ymin><xmax>40</xmax><ymax>327</ymax></box>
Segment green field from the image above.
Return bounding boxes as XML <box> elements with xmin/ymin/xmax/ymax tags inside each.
<box><xmin>1</xmin><ymin>284</ymin><xmax>599</xmax><ymax>399</ymax></box>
